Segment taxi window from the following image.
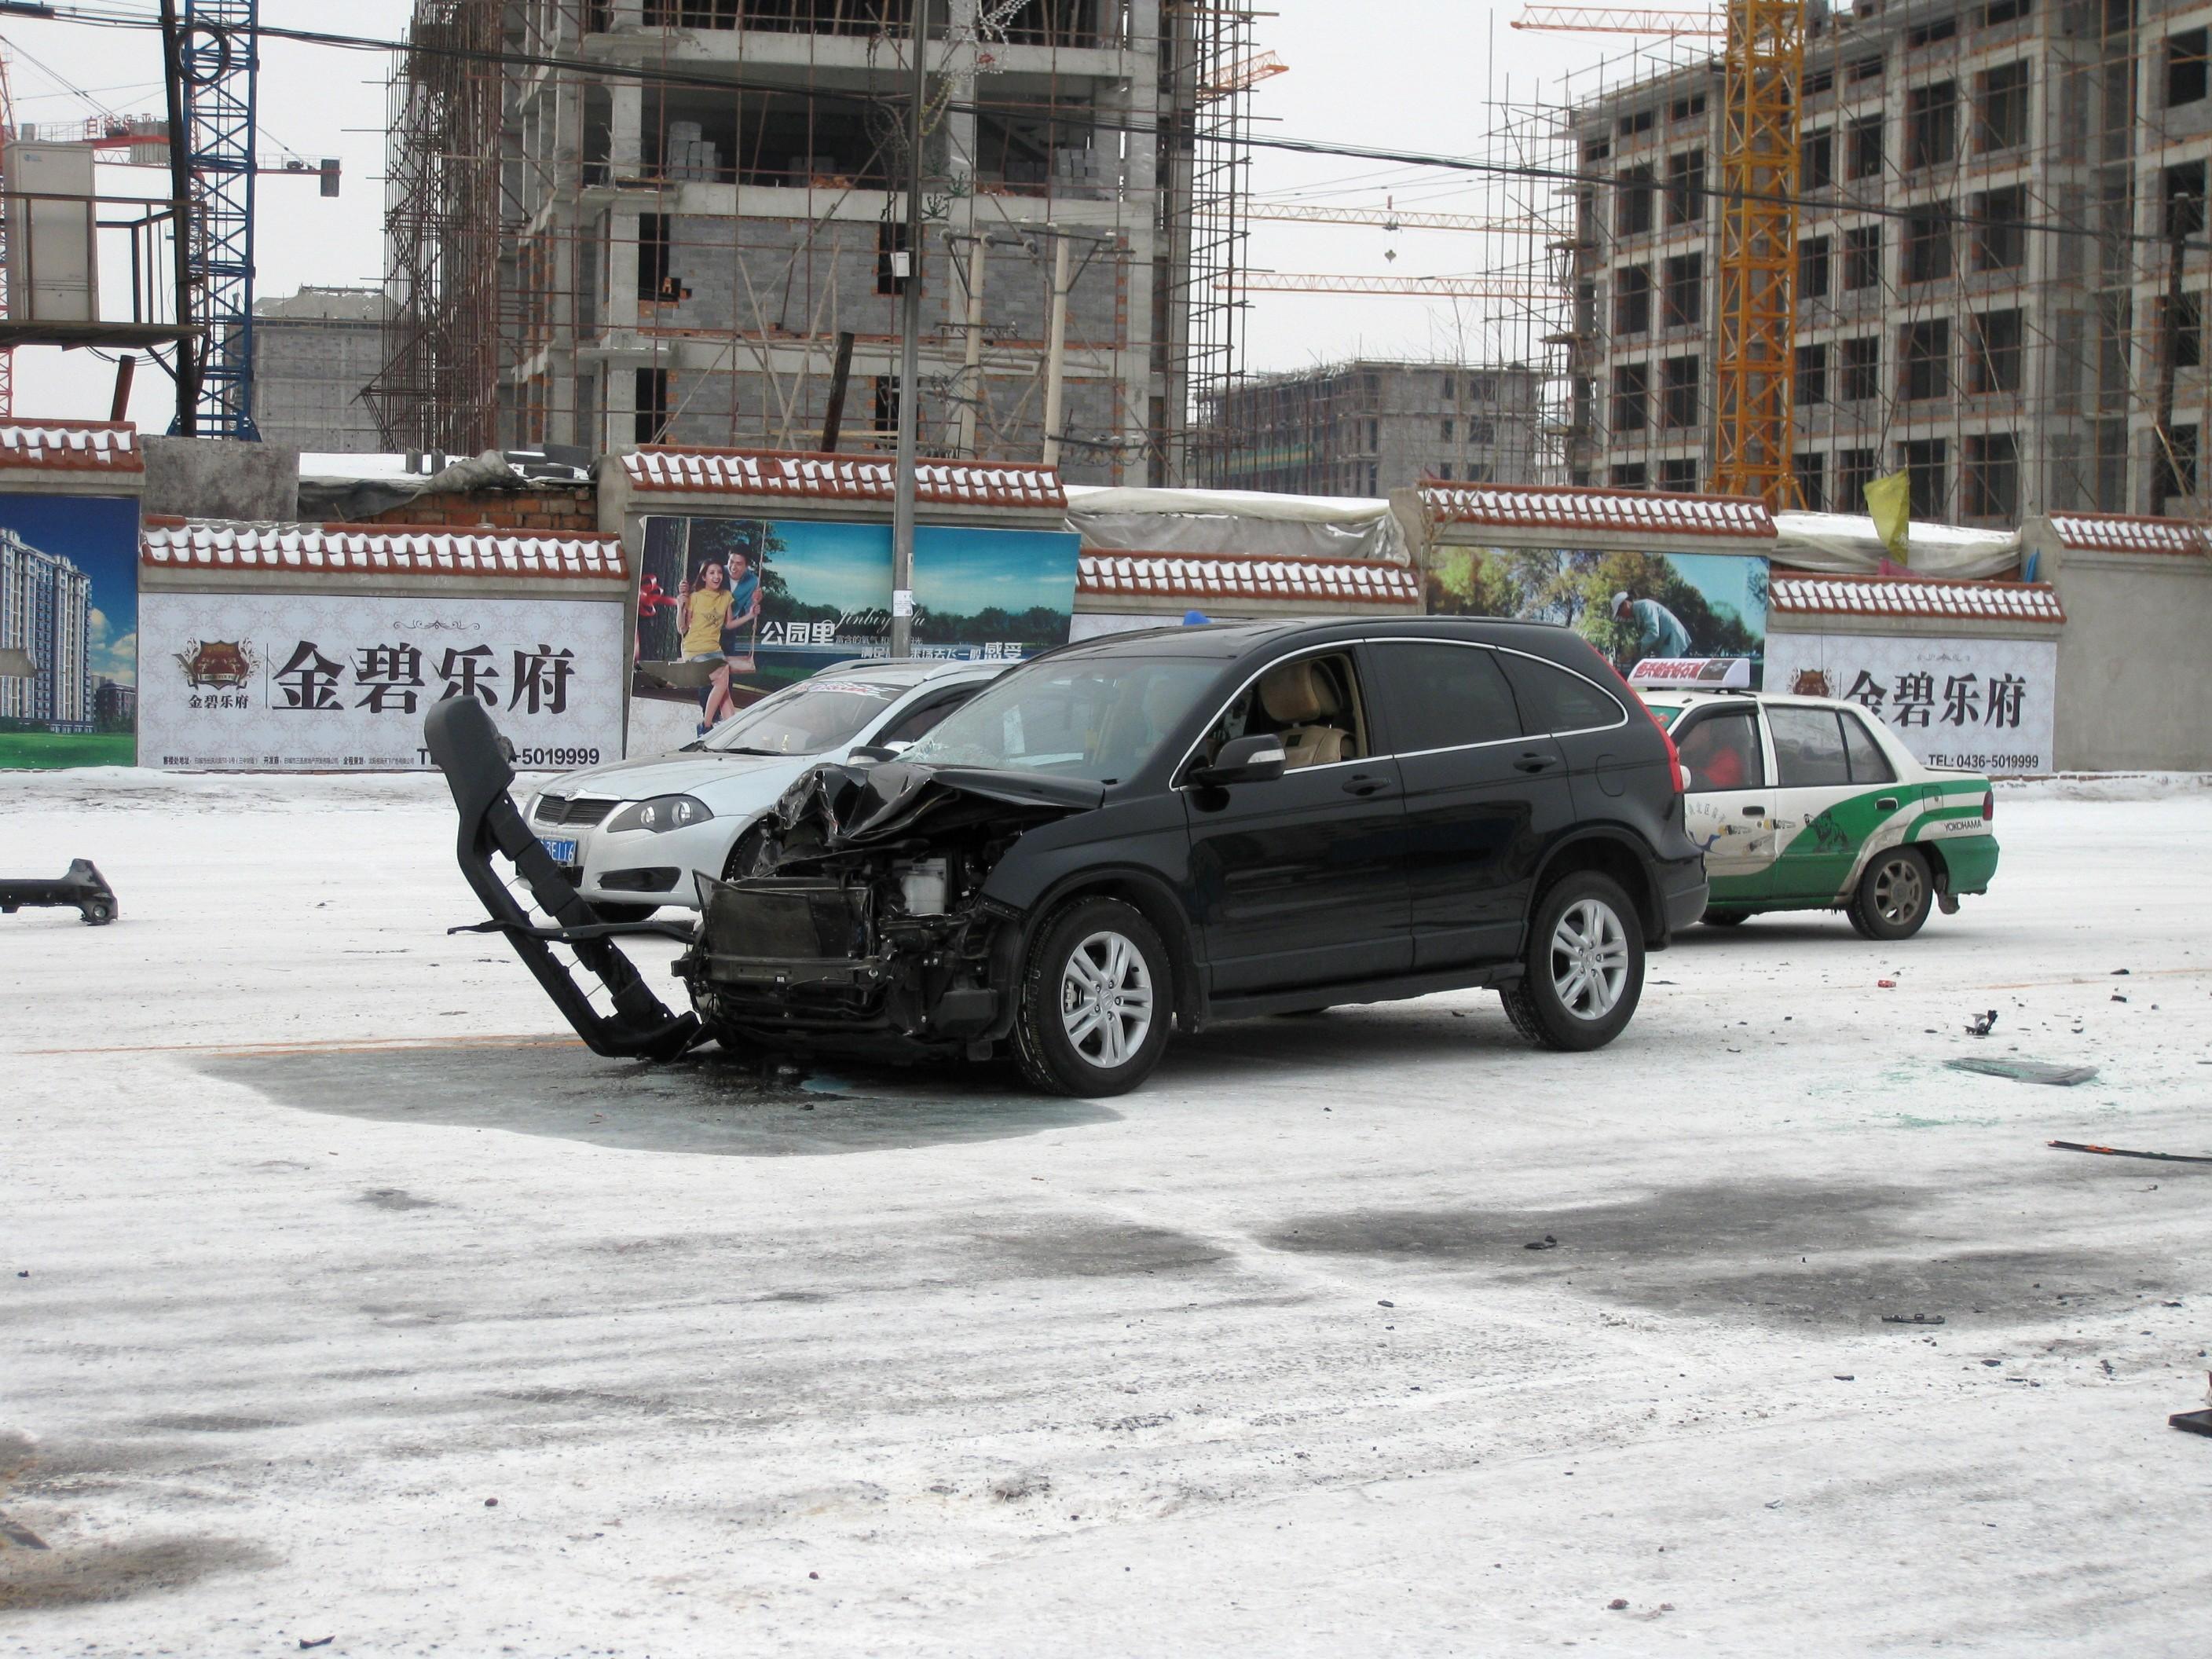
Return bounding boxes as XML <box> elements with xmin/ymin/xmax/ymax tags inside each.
<box><xmin>1675</xmin><ymin>705</ymin><xmax>1765</xmax><ymax>791</ymax></box>
<box><xmin>1770</xmin><ymin>706</ymin><xmax>1852</xmax><ymax>787</ymax></box>
<box><xmin>1840</xmin><ymin>710</ymin><xmax>1896</xmax><ymax>784</ymax></box>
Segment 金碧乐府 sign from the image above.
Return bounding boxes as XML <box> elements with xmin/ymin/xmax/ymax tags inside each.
<box><xmin>1763</xmin><ymin>633</ymin><xmax>2057</xmax><ymax>776</ymax></box>
<box><xmin>138</xmin><ymin>591</ymin><xmax>624</xmax><ymax>771</ymax></box>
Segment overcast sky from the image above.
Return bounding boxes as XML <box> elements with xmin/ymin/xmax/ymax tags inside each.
<box><xmin>1</xmin><ymin>1</ymin><xmax>1626</xmax><ymax>435</ymax></box>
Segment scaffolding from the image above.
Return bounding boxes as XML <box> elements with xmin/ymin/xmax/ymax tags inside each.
<box><xmin>371</xmin><ymin>1</ymin><xmax>1257</xmax><ymax>484</ymax></box>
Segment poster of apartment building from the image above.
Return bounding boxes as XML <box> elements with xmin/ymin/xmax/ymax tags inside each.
<box><xmin>0</xmin><ymin>493</ymin><xmax>139</xmax><ymax>768</ymax></box>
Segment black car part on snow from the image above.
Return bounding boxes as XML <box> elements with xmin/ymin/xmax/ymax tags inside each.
<box><xmin>423</xmin><ymin>696</ymin><xmax>700</xmax><ymax>1061</ymax></box>
<box><xmin>0</xmin><ymin>859</ymin><xmax>117</xmax><ymax>925</ymax></box>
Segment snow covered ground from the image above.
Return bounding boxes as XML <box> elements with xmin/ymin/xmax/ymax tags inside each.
<box><xmin>4</xmin><ymin>771</ymin><xmax>2210</xmax><ymax>1656</ymax></box>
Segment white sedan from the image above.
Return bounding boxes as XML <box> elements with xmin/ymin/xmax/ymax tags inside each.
<box><xmin>522</xmin><ymin>658</ymin><xmax>1009</xmax><ymax>920</ymax></box>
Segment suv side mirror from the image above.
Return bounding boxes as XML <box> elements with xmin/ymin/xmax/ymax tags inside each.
<box><xmin>1188</xmin><ymin>733</ymin><xmax>1286</xmax><ymax>788</ymax></box>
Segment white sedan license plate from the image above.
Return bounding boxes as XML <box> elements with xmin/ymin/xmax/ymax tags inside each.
<box><xmin>538</xmin><ymin>837</ymin><xmax>579</xmax><ymax>868</ymax></box>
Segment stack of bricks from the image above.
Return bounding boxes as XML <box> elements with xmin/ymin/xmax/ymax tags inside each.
<box><xmin>357</xmin><ymin>483</ymin><xmax>597</xmax><ymax>533</ymax></box>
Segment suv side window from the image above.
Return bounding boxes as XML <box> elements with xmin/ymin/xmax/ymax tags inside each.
<box><xmin>1372</xmin><ymin>642</ymin><xmax>1522</xmax><ymax>752</ymax></box>
<box><xmin>1770</xmin><ymin>705</ymin><xmax>1851</xmax><ymax>786</ymax></box>
<box><xmin>878</xmin><ymin>684</ymin><xmax>982</xmax><ymax>746</ymax></box>
<box><xmin>1839</xmin><ymin>709</ymin><xmax>1896</xmax><ymax>783</ymax></box>
<box><xmin>1497</xmin><ymin>652</ymin><xmax>1627</xmax><ymax>734</ymax></box>
<box><xmin>1199</xmin><ymin>650</ymin><xmax>1371</xmax><ymax>771</ymax></box>
<box><xmin>1675</xmin><ymin>705</ymin><xmax>1766</xmax><ymax>790</ymax></box>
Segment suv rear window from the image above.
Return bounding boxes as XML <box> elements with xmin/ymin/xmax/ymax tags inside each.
<box><xmin>1373</xmin><ymin>642</ymin><xmax>1522</xmax><ymax>751</ymax></box>
<box><xmin>1498</xmin><ymin>652</ymin><xmax>1626</xmax><ymax>734</ymax></box>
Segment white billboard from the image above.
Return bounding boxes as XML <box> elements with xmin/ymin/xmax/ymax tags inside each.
<box><xmin>1764</xmin><ymin>632</ymin><xmax>2058</xmax><ymax>775</ymax></box>
<box><xmin>139</xmin><ymin>591</ymin><xmax>625</xmax><ymax>771</ymax></box>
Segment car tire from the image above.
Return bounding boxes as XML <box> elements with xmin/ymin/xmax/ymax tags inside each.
<box><xmin>1012</xmin><ymin>897</ymin><xmax>1173</xmax><ymax>1097</ymax></box>
<box><xmin>589</xmin><ymin>901</ymin><xmax>657</xmax><ymax>925</ymax></box>
<box><xmin>1848</xmin><ymin>845</ymin><xmax>1933</xmax><ymax>941</ymax></box>
<box><xmin>1500</xmin><ymin>871</ymin><xmax>1645</xmax><ymax>1053</ymax></box>
<box><xmin>1701</xmin><ymin>908</ymin><xmax>1751</xmax><ymax>928</ymax></box>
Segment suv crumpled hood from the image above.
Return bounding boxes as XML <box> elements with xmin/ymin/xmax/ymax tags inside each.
<box><xmin>770</xmin><ymin>760</ymin><xmax>1102</xmax><ymax>853</ymax></box>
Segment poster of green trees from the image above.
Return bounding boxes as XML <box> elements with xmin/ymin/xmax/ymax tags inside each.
<box><xmin>1426</xmin><ymin>546</ymin><xmax>1767</xmax><ymax>680</ymax></box>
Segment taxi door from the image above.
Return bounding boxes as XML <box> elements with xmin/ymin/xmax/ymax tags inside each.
<box><xmin>1672</xmin><ymin>701</ymin><xmax>1780</xmax><ymax>902</ymax></box>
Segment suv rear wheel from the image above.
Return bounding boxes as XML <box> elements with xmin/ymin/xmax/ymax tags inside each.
<box><xmin>1501</xmin><ymin>871</ymin><xmax>1645</xmax><ymax>1052</ymax></box>
<box><xmin>1013</xmin><ymin>897</ymin><xmax>1173</xmax><ymax>1097</ymax></box>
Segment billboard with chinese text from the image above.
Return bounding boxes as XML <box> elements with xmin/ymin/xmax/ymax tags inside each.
<box><xmin>1764</xmin><ymin>632</ymin><xmax>2056</xmax><ymax>775</ymax></box>
<box><xmin>138</xmin><ymin>591</ymin><xmax>625</xmax><ymax>771</ymax></box>
<box><xmin>1426</xmin><ymin>546</ymin><xmax>1767</xmax><ymax>682</ymax></box>
<box><xmin>0</xmin><ymin>493</ymin><xmax>139</xmax><ymax>769</ymax></box>
<box><xmin>630</xmin><ymin>515</ymin><xmax>1078</xmax><ymax>754</ymax></box>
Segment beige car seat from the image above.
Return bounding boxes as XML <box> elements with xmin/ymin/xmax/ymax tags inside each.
<box><xmin>1257</xmin><ymin>659</ymin><xmax>1351</xmax><ymax>768</ymax></box>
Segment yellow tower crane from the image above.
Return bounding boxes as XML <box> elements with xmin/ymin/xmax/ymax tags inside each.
<box><xmin>1515</xmin><ymin>2</ymin><xmax>1806</xmax><ymax>507</ymax></box>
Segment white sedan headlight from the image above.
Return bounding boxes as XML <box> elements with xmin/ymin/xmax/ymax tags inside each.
<box><xmin>606</xmin><ymin>794</ymin><xmax>714</xmax><ymax>833</ymax></box>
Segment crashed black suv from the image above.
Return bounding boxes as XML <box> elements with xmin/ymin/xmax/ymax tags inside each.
<box><xmin>430</xmin><ymin>620</ymin><xmax>1706</xmax><ymax>1097</ymax></box>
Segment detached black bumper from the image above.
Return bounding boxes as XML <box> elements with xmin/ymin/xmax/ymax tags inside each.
<box><xmin>423</xmin><ymin>698</ymin><xmax>700</xmax><ymax>1061</ymax></box>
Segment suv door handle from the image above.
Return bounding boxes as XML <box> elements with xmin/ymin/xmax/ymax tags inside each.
<box><xmin>1341</xmin><ymin>774</ymin><xmax>1390</xmax><ymax>797</ymax></box>
<box><xmin>1514</xmin><ymin>752</ymin><xmax>1560</xmax><ymax>774</ymax></box>
<box><xmin>1741</xmin><ymin>804</ymin><xmax>1766</xmax><ymax>815</ymax></box>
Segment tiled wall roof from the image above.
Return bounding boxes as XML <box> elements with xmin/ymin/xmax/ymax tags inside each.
<box><xmin>1771</xmin><ymin>573</ymin><xmax>2066</xmax><ymax>624</ymax></box>
<box><xmin>621</xmin><ymin>446</ymin><xmax>1066</xmax><ymax>510</ymax></box>
<box><xmin>142</xmin><ymin>518</ymin><xmax>628</xmax><ymax>580</ymax></box>
<box><xmin>1419</xmin><ymin>482</ymin><xmax>1774</xmax><ymax>540</ymax></box>
<box><xmin>2046</xmin><ymin>511</ymin><xmax>2212</xmax><ymax>557</ymax></box>
<box><xmin>0</xmin><ymin>419</ymin><xmax>141</xmax><ymax>473</ymax></box>
<box><xmin>1079</xmin><ymin>552</ymin><xmax>1422</xmax><ymax>606</ymax></box>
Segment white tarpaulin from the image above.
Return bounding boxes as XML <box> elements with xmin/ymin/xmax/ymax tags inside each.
<box><xmin>139</xmin><ymin>591</ymin><xmax>625</xmax><ymax>771</ymax></box>
<box><xmin>1065</xmin><ymin>484</ymin><xmax>1404</xmax><ymax>565</ymax></box>
<box><xmin>1763</xmin><ymin>632</ymin><xmax>2057</xmax><ymax>775</ymax></box>
<box><xmin>1774</xmin><ymin>511</ymin><xmax>2021</xmax><ymax>579</ymax></box>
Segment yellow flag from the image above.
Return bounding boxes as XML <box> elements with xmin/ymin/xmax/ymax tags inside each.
<box><xmin>1863</xmin><ymin>469</ymin><xmax>1911</xmax><ymax>565</ymax></box>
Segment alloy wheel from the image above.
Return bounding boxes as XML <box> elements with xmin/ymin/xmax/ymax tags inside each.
<box><xmin>1059</xmin><ymin>929</ymin><xmax>1155</xmax><ymax>1068</ymax></box>
<box><xmin>1549</xmin><ymin>897</ymin><xmax>1630</xmax><ymax>1020</ymax></box>
<box><xmin>1872</xmin><ymin>855</ymin><xmax>1925</xmax><ymax>925</ymax></box>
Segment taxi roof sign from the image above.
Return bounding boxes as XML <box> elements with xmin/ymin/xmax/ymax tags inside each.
<box><xmin>1628</xmin><ymin>657</ymin><xmax>1752</xmax><ymax>690</ymax></box>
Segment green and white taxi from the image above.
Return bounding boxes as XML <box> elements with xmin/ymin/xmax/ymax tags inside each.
<box><xmin>1629</xmin><ymin>660</ymin><xmax>2000</xmax><ymax>939</ymax></box>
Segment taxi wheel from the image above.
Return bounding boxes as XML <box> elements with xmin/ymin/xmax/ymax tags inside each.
<box><xmin>1849</xmin><ymin>847</ymin><xmax>1933</xmax><ymax>941</ymax></box>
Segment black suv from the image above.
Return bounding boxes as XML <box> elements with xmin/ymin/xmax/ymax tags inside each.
<box><xmin>428</xmin><ymin>619</ymin><xmax>1707</xmax><ymax>1096</ymax></box>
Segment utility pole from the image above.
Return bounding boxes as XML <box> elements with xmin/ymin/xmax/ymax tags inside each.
<box><xmin>1041</xmin><ymin>232</ymin><xmax>1071</xmax><ymax>468</ymax></box>
<box><xmin>889</xmin><ymin>2</ymin><xmax>928</xmax><ymax>658</ymax></box>
<box><xmin>157</xmin><ymin>0</ymin><xmax>199</xmax><ymax>436</ymax></box>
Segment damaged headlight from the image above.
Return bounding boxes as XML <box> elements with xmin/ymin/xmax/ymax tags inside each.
<box><xmin>606</xmin><ymin>794</ymin><xmax>714</xmax><ymax>833</ymax></box>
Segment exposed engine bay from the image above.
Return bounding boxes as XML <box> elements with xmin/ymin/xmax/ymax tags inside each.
<box><xmin>681</xmin><ymin>760</ymin><xmax>1099</xmax><ymax>1054</ymax></box>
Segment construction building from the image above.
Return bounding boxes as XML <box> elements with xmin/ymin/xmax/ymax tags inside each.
<box><xmin>373</xmin><ymin>1</ymin><xmax>1258</xmax><ymax>486</ymax></box>
<box><xmin>0</xmin><ymin>526</ymin><xmax>92</xmax><ymax>731</ymax></box>
<box><xmin>1201</xmin><ymin>360</ymin><xmax>1544</xmax><ymax>496</ymax></box>
<box><xmin>1568</xmin><ymin>0</ymin><xmax>2212</xmax><ymax>524</ymax></box>
<box><xmin>252</xmin><ymin>287</ymin><xmax>395</xmax><ymax>453</ymax></box>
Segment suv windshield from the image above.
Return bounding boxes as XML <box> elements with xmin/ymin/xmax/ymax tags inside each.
<box><xmin>902</xmin><ymin>657</ymin><xmax>1221</xmax><ymax>783</ymax></box>
<box><xmin>701</xmin><ymin>676</ymin><xmax>903</xmax><ymax>756</ymax></box>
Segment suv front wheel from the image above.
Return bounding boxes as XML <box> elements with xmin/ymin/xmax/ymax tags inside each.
<box><xmin>1012</xmin><ymin>897</ymin><xmax>1174</xmax><ymax>1097</ymax></box>
<box><xmin>1500</xmin><ymin>871</ymin><xmax>1646</xmax><ymax>1052</ymax></box>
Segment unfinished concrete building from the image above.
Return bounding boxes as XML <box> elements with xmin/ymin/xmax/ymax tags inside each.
<box><xmin>1202</xmin><ymin>361</ymin><xmax>1544</xmax><ymax>497</ymax></box>
<box><xmin>374</xmin><ymin>2</ymin><xmax>1253</xmax><ymax>485</ymax></box>
<box><xmin>252</xmin><ymin>287</ymin><xmax>395</xmax><ymax>453</ymax></box>
<box><xmin>1569</xmin><ymin>0</ymin><xmax>2212</xmax><ymax>525</ymax></box>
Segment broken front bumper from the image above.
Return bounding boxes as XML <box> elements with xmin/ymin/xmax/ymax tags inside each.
<box><xmin>681</xmin><ymin>874</ymin><xmax>1009</xmax><ymax>1049</ymax></box>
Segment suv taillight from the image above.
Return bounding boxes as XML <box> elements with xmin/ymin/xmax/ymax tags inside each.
<box><xmin>1597</xmin><ymin>656</ymin><xmax>1684</xmax><ymax>794</ymax></box>
<box><xmin>1983</xmin><ymin>789</ymin><xmax>1994</xmax><ymax>822</ymax></box>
